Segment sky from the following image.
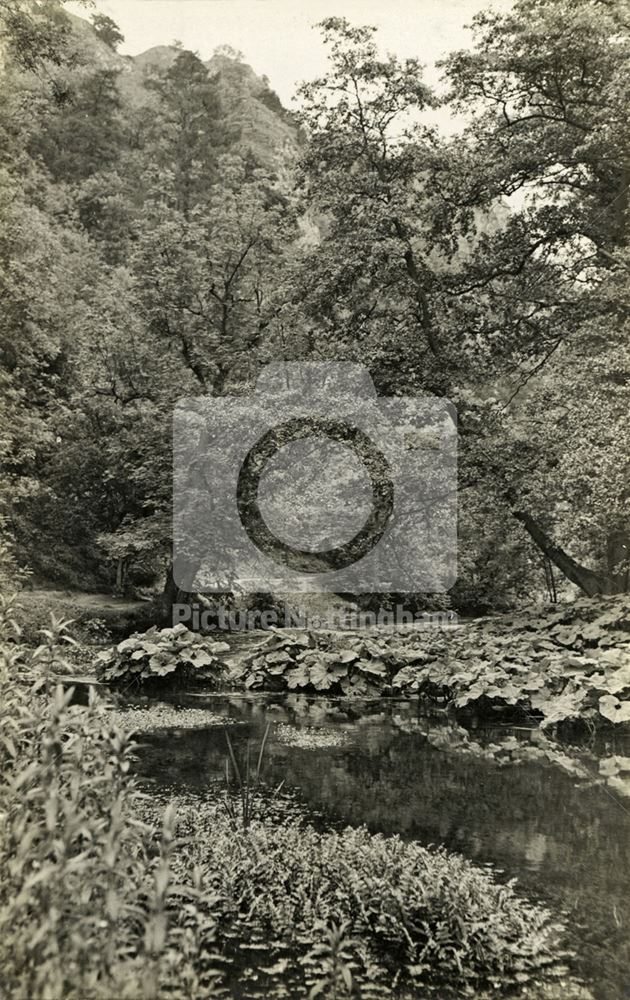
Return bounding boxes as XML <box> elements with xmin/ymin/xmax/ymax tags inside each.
<box><xmin>65</xmin><ymin>0</ymin><xmax>513</xmax><ymax>110</ymax></box>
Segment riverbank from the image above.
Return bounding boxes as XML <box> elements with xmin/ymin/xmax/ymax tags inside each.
<box><xmin>234</xmin><ymin>595</ymin><xmax>630</xmax><ymax>733</ymax></box>
<box><xmin>0</xmin><ymin>643</ymin><xmax>591</xmax><ymax>1000</ymax></box>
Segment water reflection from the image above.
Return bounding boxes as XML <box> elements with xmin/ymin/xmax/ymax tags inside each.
<box><xmin>132</xmin><ymin>694</ymin><xmax>630</xmax><ymax>1000</ymax></box>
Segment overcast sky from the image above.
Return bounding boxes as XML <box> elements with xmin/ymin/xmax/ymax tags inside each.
<box><xmin>66</xmin><ymin>0</ymin><xmax>512</xmax><ymax>112</ymax></box>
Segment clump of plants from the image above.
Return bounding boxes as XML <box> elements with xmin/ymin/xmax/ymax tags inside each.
<box><xmin>238</xmin><ymin>597</ymin><xmax>630</xmax><ymax>731</ymax></box>
<box><xmin>240</xmin><ymin>628</ymin><xmax>424</xmax><ymax>697</ymax></box>
<box><xmin>391</xmin><ymin>619</ymin><xmax>630</xmax><ymax>731</ymax></box>
<box><xmin>96</xmin><ymin>623</ymin><xmax>230</xmax><ymax>689</ymax></box>
<box><xmin>167</xmin><ymin>798</ymin><xmax>577</xmax><ymax>998</ymax></box>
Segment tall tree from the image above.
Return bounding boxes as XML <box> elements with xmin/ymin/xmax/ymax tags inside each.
<box><xmin>144</xmin><ymin>50</ymin><xmax>232</xmax><ymax>216</ymax></box>
<box><xmin>441</xmin><ymin>0</ymin><xmax>630</xmax><ymax>594</ymax></box>
<box><xmin>294</xmin><ymin>12</ymin><xmax>630</xmax><ymax>598</ymax></box>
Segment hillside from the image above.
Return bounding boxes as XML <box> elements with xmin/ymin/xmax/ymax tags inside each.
<box><xmin>65</xmin><ymin>14</ymin><xmax>299</xmax><ymax>181</ymax></box>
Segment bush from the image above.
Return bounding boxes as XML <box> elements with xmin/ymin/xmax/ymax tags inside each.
<box><xmin>239</xmin><ymin>629</ymin><xmax>419</xmax><ymax>696</ymax></box>
<box><xmin>96</xmin><ymin>624</ymin><xmax>230</xmax><ymax>689</ymax></box>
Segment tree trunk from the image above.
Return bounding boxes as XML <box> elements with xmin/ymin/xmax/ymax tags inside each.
<box><xmin>114</xmin><ymin>556</ymin><xmax>128</xmax><ymax>596</ymax></box>
<box><xmin>160</xmin><ymin>559</ymin><xmax>201</xmax><ymax>625</ymax></box>
<box><xmin>512</xmin><ymin>511</ymin><xmax>626</xmax><ymax>596</ymax></box>
<box><xmin>607</xmin><ymin>529</ymin><xmax>630</xmax><ymax>592</ymax></box>
<box><xmin>160</xmin><ymin>562</ymin><xmax>190</xmax><ymax>625</ymax></box>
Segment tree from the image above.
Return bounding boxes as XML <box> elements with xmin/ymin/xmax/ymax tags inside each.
<box><xmin>131</xmin><ymin>154</ymin><xmax>296</xmax><ymax>393</ymax></box>
<box><xmin>0</xmin><ymin>0</ymin><xmax>80</xmax><ymax>73</ymax></box>
<box><xmin>441</xmin><ymin>0</ymin><xmax>630</xmax><ymax>593</ymax></box>
<box><xmin>27</xmin><ymin>67</ymin><xmax>126</xmax><ymax>183</ymax></box>
<box><xmin>144</xmin><ymin>50</ymin><xmax>232</xmax><ymax>216</ymax></box>
<box><xmin>294</xmin><ymin>12</ymin><xmax>630</xmax><ymax>599</ymax></box>
<box><xmin>0</xmin><ymin>7</ymin><xmax>299</xmax><ymax>603</ymax></box>
<box><xmin>91</xmin><ymin>12</ymin><xmax>123</xmax><ymax>51</ymax></box>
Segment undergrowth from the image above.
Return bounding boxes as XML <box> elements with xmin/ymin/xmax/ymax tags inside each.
<box><xmin>0</xmin><ymin>594</ymin><xmax>224</xmax><ymax>999</ymax></box>
<box><xmin>166</xmin><ymin>798</ymin><xmax>575</xmax><ymax>998</ymax></box>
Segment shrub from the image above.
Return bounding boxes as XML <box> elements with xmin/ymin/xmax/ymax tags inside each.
<box><xmin>239</xmin><ymin>629</ymin><xmax>420</xmax><ymax>697</ymax></box>
<box><xmin>95</xmin><ymin>624</ymin><xmax>230</xmax><ymax>689</ymax></box>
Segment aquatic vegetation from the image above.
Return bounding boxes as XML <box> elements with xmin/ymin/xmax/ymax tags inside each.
<box><xmin>108</xmin><ymin>703</ymin><xmax>236</xmax><ymax>734</ymax></box>
<box><xmin>238</xmin><ymin>597</ymin><xmax>630</xmax><ymax>731</ymax></box>
<box><xmin>238</xmin><ymin>627</ymin><xmax>420</xmax><ymax>697</ymax></box>
<box><xmin>96</xmin><ymin>623</ymin><xmax>230</xmax><ymax>690</ymax></box>
<box><xmin>304</xmin><ymin>921</ymin><xmax>357</xmax><ymax>998</ymax></box>
<box><xmin>223</xmin><ymin>722</ymin><xmax>285</xmax><ymax>829</ymax></box>
<box><xmin>166</xmin><ymin>797</ymin><xmax>577</xmax><ymax>998</ymax></box>
<box><xmin>393</xmin><ymin>634</ymin><xmax>630</xmax><ymax>731</ymax></box>
<box><xmin>276</xmin><ymin>723</ymin><xmax>350</xmax><ymax>750</ymax></box>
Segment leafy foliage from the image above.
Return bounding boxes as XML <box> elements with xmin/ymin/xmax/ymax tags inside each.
<box><xmin>0</xmin><ymin>604</ymin><xmax>224</xmax><ymax>999</ymax></box>
<box><xmin>392</xmin><ymin>598</ymin><xmax>630</xmax><ymax>729</ymax></box>
<box><xmin>0</xmin><ymin>2</ymin><xmax>297</xmax><ymax>600</ymax></box>
<box><xmin>96</xmin><ymin>623</ymin><xmax>229</xmax><ymax>689</ymax></box>
<box><xmin>294</xmin><ymin>7</ymin><xmax>630</xmax><ymax>601</ymax></box>
<box><xmin>240</xmin><ymin>597</ymin><xmax>630</xmax><ymax>729</ymax></box>
<box><xmin>2</xmin><ymin>0</ymin><xmax>629</xmax><ymax>607</ymax></box>
<box><xmin>167</xmin><ymin>797</ymin><xmax>573</xmax><ymax>997</ymax></box>
<box><xmin>239</xmin><ymin>628</ymin><xmax>408</xmax><ymax>697</ymax></box>
<box><xmin>305</xmin><ymin>921</ymin><xmax>356</xmax><ymax>999</ymax></box>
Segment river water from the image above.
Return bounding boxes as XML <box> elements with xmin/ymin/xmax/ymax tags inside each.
<box><xmin>130</xmin><ymin>693</ymin><xmax>630</xmax><ymax>1000</ymax></box>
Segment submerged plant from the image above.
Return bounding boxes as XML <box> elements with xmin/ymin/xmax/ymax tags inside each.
<box><xmin>223</xmin><ymin>722</ymin><xmax>284</xmax><ymax>828</ymax></box>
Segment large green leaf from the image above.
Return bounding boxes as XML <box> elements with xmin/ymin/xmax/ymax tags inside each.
<box><xmin>309</xmin><ymin>662</ymin><xmax>336</xmax><ymax>691</ymax></box>
<box><xmin>598</xmin><ymin>695</ymin><xmax>630</xmax><ymax>724</ymax></box>
<box><xmin>357</xmin><ymin>657</ymin><xmax>387</xmax><ymax>677</ymax></box>
<box><xmin>285</xmin><ymin>664</ymin><xmax>311</xmax><ymax>690</ymax></box>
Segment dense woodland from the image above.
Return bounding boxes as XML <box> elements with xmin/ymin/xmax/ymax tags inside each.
<box><xmin>0</xmin><ymin>0</ymin><xmax>629</xmax><ymax>613</ymax></box>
